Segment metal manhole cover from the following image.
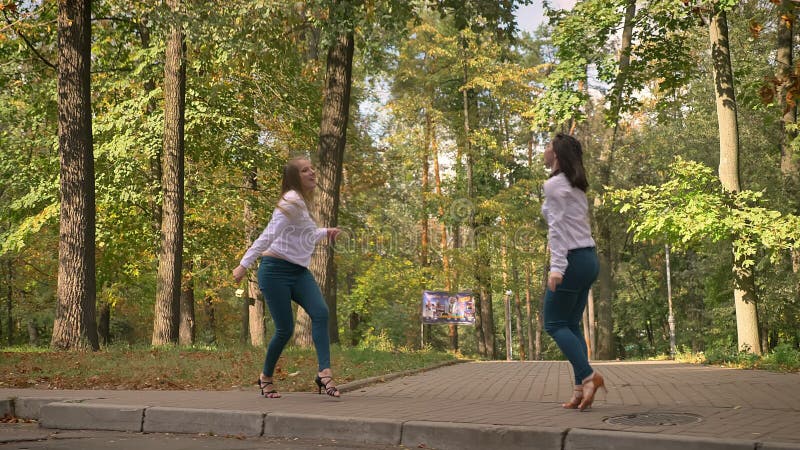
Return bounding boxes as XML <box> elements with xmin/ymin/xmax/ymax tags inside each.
<box><xmin>605</xmin><ymin>413</ymin><xmax>702</xmax><ymax>426</ymax></box>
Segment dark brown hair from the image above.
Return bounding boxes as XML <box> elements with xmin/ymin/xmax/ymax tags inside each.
<box><xmin>550</xmin><ymin>133</ymin><xmax>588</xmax><ymax>192</ymax></box>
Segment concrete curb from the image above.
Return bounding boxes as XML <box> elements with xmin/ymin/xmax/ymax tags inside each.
<box><xmin>39</xmin><ymin>402</ymin><xmax>145</xmax><ymax>432</ymax></box>
<box><xmin>14</xmin><ymin>397</ymin><xmax>71</xmax><ymax>420</ymax></box>
<box><xmin>762</xmin><ymin>443</ymin><xmax>800</xmax><ymax>450</ymax></box>
<box><xmin>17</xmin><ymin>401</ymin><xmax>800</xmax><ymax>450</ymax></box>
<box><xmin>144</xmin><ymin>407</ymin><xmax>263</xmax><ymax>436</ymax></box>
<box><xmin>0</xmin><ymin>399</ymin><xmax>12</xmax><ymax>417</ymax></box>
<box><xmin>265</xmin><ymin>412</ymin><xmax>402</xmax><ymax>445</ymax></box>
<box><xmin>401</xmin><ymin>421</ymin><xmax>565</xmax><ymax>450</ymax></box>
<box><xmin>338</xmin><ymin>359</ymin><xmax>468</xmax><ymax>393</ymax></box>
<box><xmin>564</xmin><ymin>428</ymin><xmax>757</xmax><ymax>450</ymax></box>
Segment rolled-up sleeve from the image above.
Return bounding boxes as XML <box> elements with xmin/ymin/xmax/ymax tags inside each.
<box><xmin>544</xmin><ymin>180</ymin><xmax>569</xmax><ymax>275</ymax></box>
<box><xmin>239</xmin><ymin>210</ymin><xmax>289</xmax><ymax>269</ymax></box>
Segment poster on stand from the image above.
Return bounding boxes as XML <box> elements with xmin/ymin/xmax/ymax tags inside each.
<box><xmin>421</xmin><ymin>291</ymin><xmax>475</xmax><ymax>325</ymax></box>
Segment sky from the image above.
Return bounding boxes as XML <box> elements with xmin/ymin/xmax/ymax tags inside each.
<box><xmin>515</xmin><ymin>0</ymin><xmax>577</xmax><ymax>34</ymax></box>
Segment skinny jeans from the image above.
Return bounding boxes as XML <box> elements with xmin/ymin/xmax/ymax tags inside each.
<box><xmin>257</xmin><ymin>256</ymin><xmax>330</xmax><ymax>376</ymax></box>
<box><xmin>543</xmin><ymin>247</ymin><xmax>599</xmax><ymax>385</ymax></box>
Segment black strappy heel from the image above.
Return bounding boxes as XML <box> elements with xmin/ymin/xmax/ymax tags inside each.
<box><xmin>314</xmin><ymin>375</ymin><xmax>341</xmax><ymax>398</ymax></box>
<box><xmin>257</xmin><ymin>378</ymin><xmax>280</xmax><ymax>398</ymax></box>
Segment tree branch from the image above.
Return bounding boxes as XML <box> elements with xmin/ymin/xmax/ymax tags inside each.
<box><xmin>92</xmin><ymin>16</ymin><xmax>135</xmax><ymax>24</ymax></box>
<box><xmin>2</xmin><ymin>10</ymin><xmax>57</xmax><ymax>71</ymax></box>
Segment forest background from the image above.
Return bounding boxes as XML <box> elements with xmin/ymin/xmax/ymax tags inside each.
<box><xmin>1</xmin><ymin>0</ymin><xmax>799</xmax><ymax>373</ymax></box>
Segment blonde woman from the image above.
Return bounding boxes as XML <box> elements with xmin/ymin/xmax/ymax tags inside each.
<box><xmin>233</xmin><ymin>157</ymin><xmax>341</xmax><ymax>398</ymax></box>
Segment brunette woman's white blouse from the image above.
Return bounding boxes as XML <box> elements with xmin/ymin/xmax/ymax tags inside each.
<box><xmin>541</xmin><ymin>173</ymin><xmax>596</xmax><ymax>275</ymax></box>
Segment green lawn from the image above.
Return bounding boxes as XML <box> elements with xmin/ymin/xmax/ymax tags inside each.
<box><xmin>0</xmin><ymin>345</ymin><xmax>460</xmax><ymax>393</ymax></box>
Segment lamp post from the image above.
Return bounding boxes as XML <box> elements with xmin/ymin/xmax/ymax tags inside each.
<box><xmin>665</xmin><ymin>244</ymin><xmax>676</xmax><ymax>358</ymax></box>
<box><xmin>504</xmin><ymin>290</ymin><xmax>513</xmax><ymax>361</ymax></box>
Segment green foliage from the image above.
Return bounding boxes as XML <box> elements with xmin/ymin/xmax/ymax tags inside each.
<box><xmin>609</xmin><ymin>158</ymin><xmax>800</xmax><ymax>267</ymax></box>
<box><xmin>341</xmin><ymin>256</ymin><xmax>432</xmax><ymax>348</ymax></box>
<box><xmin>682</xmin><ymin>342</ymin><xmax>800</xmax><ymax>372</ymax></box>
<box><xmin>1</xmin><ymin>0</ymin><xmax>796</xmax><ymax>370</ymax></box>
<box><xmin>528</xmin><ymin>0</ymin><xmax>627</xmax><ymax>130</ymax></box>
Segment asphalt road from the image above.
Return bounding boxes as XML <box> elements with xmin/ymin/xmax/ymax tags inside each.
<box><xmin>0</xmin><ymin>424</ymin><xmax>411</xmax><ymax>450</ymax></box>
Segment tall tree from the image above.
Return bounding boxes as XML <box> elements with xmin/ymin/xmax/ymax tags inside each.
<box><xmin>421</xmin><ymin>114</ymin><xmax>430</xmax><ymax>267</ymax></box>
<box><xmin>51</xmin><ymin>0</ymin><xmax>99</xmax><ymax>351</ymax></box>
<box><xmin>432</xmin><ymin>115</ymin><xmax>457</xmax><ymax>350</ymax></box>
<box><xmin>153</xmin><ymin>0</ymin><xmax>186</xmax><ymax>346</ymax></box>
<box><xmin>591</xmin><ymin>0</ymin><xmax>635</xmax><ymax>360</ymax></box>
<box><xmin>775</xmin><ymin>0</ymin><xmax>800</xmax><ymax>300</ymax></box>
<box><xmin>296</xmin><ymin>0</ymin><xmax>415</xmax><ymax>346</ymax></box>
<box><xmin>245</xmin><ymin>171</ymin><xmax>266</xmax><ymax>347</ymax></box>
<box><xmin>708</xmin><ymin>7</ymin><xmax>761</xmax><ymax>354</ymax></box>
<box><xmin>295</xmin><ymin>32</ymin><xmax>355</xmax><ymax>346</ymax></box>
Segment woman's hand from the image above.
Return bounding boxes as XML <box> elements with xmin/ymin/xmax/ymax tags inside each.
<box><xmin>327</xmin><ymin>228</ymin><xmax>342</xmax><ymax>241</ymax></box>
<box><xmin>232</xmin><ymin>265</ymin><xmax>247</xmax><ymax>283</ymax></box>
<box><xmin>547</xmin><ymin>271</ymin><xmax>563</xmax><ymax>292</ymax></box>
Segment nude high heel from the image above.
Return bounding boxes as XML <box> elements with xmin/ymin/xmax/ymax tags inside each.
<box><xmin>578</xmin><ymin>372</ymin><xmax>606</xmax><ymax>411</ymax></box>
<box><xmin>562</xmin><ymin>385</ymin><xmax>583</xmax><ymax>409</ymax></box>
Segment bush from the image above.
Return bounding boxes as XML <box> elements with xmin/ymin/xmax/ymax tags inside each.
<box><xmin>677</xmin><ymin>343</ymin><xmax>799</xmax><ymax>372</ymax></box>
<box><xmin>760</xmin><ymin>343</ymin><xmax>800</xmax><ymax>371</ymax></box>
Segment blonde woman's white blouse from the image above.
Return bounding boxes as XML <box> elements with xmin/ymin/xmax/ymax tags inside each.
<box><xmin>239</xmin><ymin>190</ymin><xmax>328</xmax><ymax>268</ymax></box>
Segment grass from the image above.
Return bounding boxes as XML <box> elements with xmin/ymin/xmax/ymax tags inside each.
<box><xmin>0</xmin><ymin>344</ymin><xmax>460</xmax><ymax>392</ymax></box>
<box><xmin>669</xmin><ymin>343</ymin><xmax>800</xmax><ymax>373</ymax></box>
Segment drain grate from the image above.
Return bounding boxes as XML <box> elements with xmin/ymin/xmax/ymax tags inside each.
<box><xmin>605</xmin><ymin>413</ymin><xmax>702</xmax><ymax>426</ymax></box>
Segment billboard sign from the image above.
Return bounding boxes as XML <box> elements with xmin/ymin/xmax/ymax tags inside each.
<box><xmin>421</xmin><ymin>291</ymin><xmax>475</xmax><ymax>325</ymax></box>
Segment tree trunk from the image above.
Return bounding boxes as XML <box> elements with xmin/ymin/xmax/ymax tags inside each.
<box><xmin>240</xmin><ymin>293</ymin><xmax>249</xmax><ymax>345</ymax></box>
<box><xmin>97</xmin><ymin>302</ymin><xmax>110</xmax><ymax>346</ymax></box>
<box><xmin>450</xmin><ymin>224</ymin><xmax>460</xmax><ymax>351</ymax></box>
<box><xmin>462</xmin><ymin>57</ymin><xmax>493</xmax><ymax>358</ymax></box>
<box><xmin>421</xmin><ymin>112</ymin><xmax>430</xmax><ymax>267</ymax></box>
<box><xmin>587</xmin><ymin>289</ymin><xmax>596</xmax><ymax>359</ymax></box>
<box><xmin>589</xmin><ymin>0</ymin><xmax>635</xmax><ymax>361</ymax></box>
<box><xmin>477</xmin><ymin>226</ymin><xmax>496</xmax><ymax>358</ymax></box>
<box><xmin>203</xmin><ymin>295</ymin><xmax>216</xmax><ymax>345</ymax></box>
<box><xmin>431</xmin><ymin>116</ymin><xmax>457</xmax><ymax>350</ymax></box>
<box><xmin>244</xmin><ymin>171</ymin><xmax>265</xmax><ymax>347</ymax></box>
<box><xmin>179</xmin><ymin>259</ymin><xmax>195</xmax><ymax>345</ymax></box>
<box><xmin>583</xmin><ymin>308</ymin><xmax>591</xmax><ymax>357</ymax></box>
<box><xmin>5</xmin><ymin>260</ymin><xmax>13</xmax><ymax>345</ymax></box>
<box><xmin>51</xmin><ymin>0</ymin><xmax>98</xmax><ymax>351</ymax></box>
<box><xmin>525</xmin><ymin>262</ymin><xmax>534</xmax><ymax>359</ymax></box>
<box><xmin>537</xmin><ymin>248</ymin><xmax>550</xmax><ymax>360</ymax></box>
<box><xmin>248</xmin><ymin>276</ymin><xmax>265</xmax><ymax>347</ymax></box>
<box><xmin>153</xmin><ymin>0</ymin><xmax>186</xmax><ymax>346</ymax></box>
<box><xmin>778</xmin><ymin>0</ymin><xmax>798</xmax><ymax>186</ymax></box>
<box><xmin>297</xmin><ymin>32</ymin><xmax>355</xmax><ymax>347</ymax></box>
<box><xmin>477</xmin><ymin>272</ymin><xmax>495</xmax><ymax>358</ymax></box>
<box><xmin>502</xmin><ymin>240</ymin><xmax>511</xmax><ymax>360</ymax></box>
<box><xmin>27</xmin><ymin>319</ymin><xmax>39</xmax><ymax>346</ymax></box>
<box><xmin>513</xmin><ymin>267</ymin><xmax>525</xmax><ymax>360</ymax></box>
<box><xmin>709</xmin><ymin>10</ymin><xmax>761</xmax><ymax>355</ymax></box>
<box><xmin>349</xmin><ymin>311</ymin><xmax>360</xmax><ymax>346</ymax></box>
<box><xmin>776</xmin><ymin>0</ymin><xmax>800</xmax><ymax>306</ymax></box>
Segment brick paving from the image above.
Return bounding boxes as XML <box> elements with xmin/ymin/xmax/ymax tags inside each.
<box><xmin>2</xmin><ymin>360</ymin><xmax>799</xmax><ymax>446</ymax></box>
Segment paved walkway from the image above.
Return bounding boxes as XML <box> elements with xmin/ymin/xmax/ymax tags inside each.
<box><xmin>2</xmin><ymin>360</ymin><xmax>799</xmax><ymax>449</ymax></box>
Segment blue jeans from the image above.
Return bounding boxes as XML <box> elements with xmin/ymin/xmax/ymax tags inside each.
<box><xmin>257</xmin><ymin>256</ymin><xmax>331</xmax><ymax>376</ymax></box>
<box><xmin>544</xmin><ymin>247</ymin><xmax>599</xmax><ymax>385</ymax></box>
